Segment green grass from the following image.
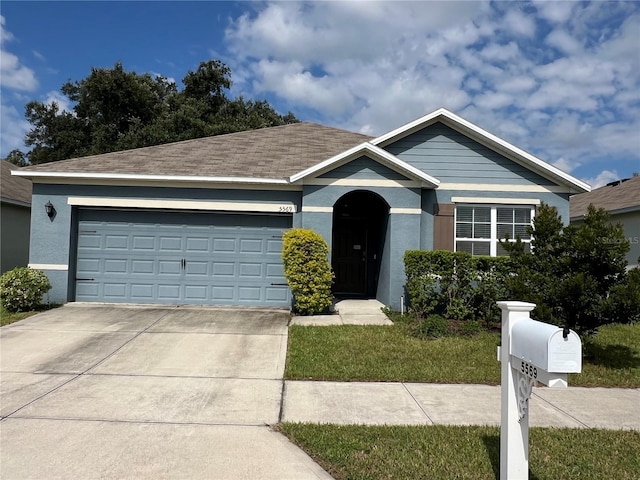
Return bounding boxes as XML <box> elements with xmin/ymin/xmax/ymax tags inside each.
<box><xmin>0</xmin><ymin>306</ymin><xmax>38</xmax><ymax>326</ymax></box>
<box><xmin>0</xmin><ymin>305</ymin><xmax>58</xmax><ymax>326</ymax></box>
<box><xmin>279</xmin><ymin>423</ymin><xmax>640</xmax><ymax>480</ymax></box>
<box><xmin>285</xmin><ymin>322</ymin><xmax>640</xmax><ymax>387</ymax></box>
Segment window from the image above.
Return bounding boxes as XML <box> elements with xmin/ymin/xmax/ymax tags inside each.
<box><xmin>455</xmin><ymin>205</ymin><xmax>533</xmax><ymax>256</ymax></box>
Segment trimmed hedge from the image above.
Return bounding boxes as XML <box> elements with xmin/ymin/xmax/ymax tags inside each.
<box><xmin>282</xmin><ymin>228</ymin><xmax>334</xmax><ymax>315</ymax></box>
<box><xmin>0</xmin><ymin>267</ymin><xmax>52</xmax><ymax>312</ymax></box>
<box><xmin>404</xmin><ymin>250</ymin><xmax>511</xmax><ymax>323</ymax></box>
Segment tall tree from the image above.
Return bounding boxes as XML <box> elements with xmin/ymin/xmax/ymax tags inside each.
<box><xmin>23</xmin><ymin>60</ymin><xmax>297</xmax><ymax>164</ymax></box>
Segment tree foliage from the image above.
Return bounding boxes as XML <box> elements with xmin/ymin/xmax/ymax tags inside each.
<box><xmin>23</xmin><ymin>60</ymin><xmax>298</xmax><ymax>164</ymax></box>
<box><xmin>503</xmin><ymin>203</ymin><xmax>639</xmax><ymax>335</ymax></box>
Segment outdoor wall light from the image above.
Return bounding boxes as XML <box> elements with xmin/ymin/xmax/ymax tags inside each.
<box><xmin>45</xmin><ymin>201</ymin><xmax>56</xmax><ymax>220</ymax></box>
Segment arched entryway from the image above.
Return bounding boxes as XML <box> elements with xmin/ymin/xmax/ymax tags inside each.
<box><xmin>332</xmin><ymin>191</ymin><xmax>389</xmax><ymax>298</ymax></box>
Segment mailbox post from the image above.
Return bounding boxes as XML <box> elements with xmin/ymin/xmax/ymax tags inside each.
<box><xmin>497</xmin><ymin>301</ymin><xmax>581</xmax><ymax>480</ymax></box>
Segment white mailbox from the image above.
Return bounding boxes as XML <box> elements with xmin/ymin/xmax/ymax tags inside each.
<box><xmin>498</xmin><ymin>301</ymin><xmax>583</xmax><ymax>480</ymax></box>
<box><xmin>511</xmin><ymin>318</ymin><xmax>582</xmax><ymax>374</ymax></box>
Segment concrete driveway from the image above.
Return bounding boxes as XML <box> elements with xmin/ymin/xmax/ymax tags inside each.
<box><xmin>0</xmin><ymin>304</ymin><xmax>331</xmax><ymax>480</ymax></box>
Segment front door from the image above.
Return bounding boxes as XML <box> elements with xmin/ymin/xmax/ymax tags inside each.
<box><xmin>332</xmin><ymin>217</ymin><xmax>367</xmax><ymax>295</ymax></box>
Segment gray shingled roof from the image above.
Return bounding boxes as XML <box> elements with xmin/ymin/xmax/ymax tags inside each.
<box><xmin>570</xmin><ymin>175</ymin><xmax>640</xmax><ymax>219</ymax></box>
<box><xmin>1</xmin><ymin>160</ymin><xmax>32</xmax><ymax>206</ymax></box>
<box><xmin>21</xmin><ymin>122</ymin><xmax>372</xmax><ymax>180</ymax></box>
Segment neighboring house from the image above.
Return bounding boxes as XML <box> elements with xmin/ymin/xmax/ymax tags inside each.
<box><xmin>570</xmin><ymin>175</ymin><xmax>640</xmax><ymax>269</ymax></box>
<box><xmin>13</xmin><ymin>108</ymin><xmax>589</xmax><ymax>309</ymax></box>
<box><xmin>1</xmin><ymin>160</ymin><xmax>32</xmax><ymax>273</ymax></box>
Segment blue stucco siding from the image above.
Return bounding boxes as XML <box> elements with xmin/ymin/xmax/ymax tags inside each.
<box><xmin>301</xmin><ymin>211</ymin><xmax>333</xmax><ymax>250</ymax></box>
<box><xmin>29</xmin><ymin>183</ymin><xmax>303</xmax><ymax>304</ymax></box>
<box><xmin>302</xmin><ymin>184</ymin><xmax>421</xmax><ymax>211</ymax></box>
<box><xmin>318</xmin><ymin>156</ymin><xmax>411</xmax><ymax>181</ymax></box>
<box><xmin>380</xmin><ymin>213</ymin><xmax>421</xmax><ymax>308</ymax></box>
<box><xmin>384</xmin><ymin>123</ymin><xmax>557</xmax><ymax>186</ymax></box>
<box><xmin>301</xmin><ymin>184</ymin><xmax>423</xmax><ymax>310</ymax></box>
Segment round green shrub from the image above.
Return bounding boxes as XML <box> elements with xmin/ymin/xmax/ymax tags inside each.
<box><xmin>414</xmin><ymin>314</ymin><xmax>449</xmax><ymax>339</ymax></box>
<box><xmin>0</xmin><ymin>267</ymin><xmax>52</xmax><ymax>312</ymax></box>
<box><xmin>282</xmin><ymin>228</ymin><xmax>334</xmax><ymax>315</ymax></box>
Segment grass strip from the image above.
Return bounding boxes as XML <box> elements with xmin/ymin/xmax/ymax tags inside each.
<box><xmin>285</xmin><ymin>322</ymin><xmax>640</xmax><ymax>387</ymax></box>
<box><xmin>279</xmin><ymin>423</ymin><xmax>640</xmax><ymax>480</ymax></box>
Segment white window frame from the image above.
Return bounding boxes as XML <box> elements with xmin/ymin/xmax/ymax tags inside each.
<box><xmin>454</xmin><ymin>204</ymin><xmax>535</xmax><ymax>257</ymax></box>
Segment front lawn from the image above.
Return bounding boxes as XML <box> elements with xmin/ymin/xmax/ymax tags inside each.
<box><xmin>0</xmin><ymin>306</ymin><xmax>39</xmax><ymax>326</ymax></box>
<box><xmin>279</xmin><ymin>423</ymin><xmax>640</xmax><ymax>480</ymax></box>
<box><xmin>285</xmin><ymin>322</ymin><xmax>640</xmax><ymax>388</ymax></box>
<box><xmin>0</xmin><ymin>305</ymin><xmax>58</xmax><ymax>326</ymax></box>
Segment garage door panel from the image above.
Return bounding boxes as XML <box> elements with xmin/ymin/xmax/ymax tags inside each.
<box><xmin>186</xmin><ymin>237</ymin><xmax>209</xmax><ymax>252</ymax></box>
<box><xmin>266</xmin><ymin>287</ymin><xmax>289</xmax><ymax>302</ymax></box>
<box><xmin>159</xmin><ymin>236</ymin><xmax>182</xmax><ymax>251</ymax></box>
<box><xmin>239</xmin><ymin>263</ymin><xmax>262</xmax><ymax>278</ymax></box>
<box><xmin>213</xmin><ymin>238</ymin><xmax>236</xmax><ymax>252</ymax></box>
<box><xmin>131</xmin><ymin>284</ymin><xmax>154</xmax><ymax>300</ymax></box>
<box><xmin>158</xmin><ymin>260</ymin><xmax>182</xmax><ymax>275</ymax></box>
<box><xmin>132</xmin><ymin>236</ymin><xmax>155</xmax><ymax>250</ymax></box>
<box><xmin>104</xmin><ymin>259</ymin><xmax>127</xmax><ymax>274</ymax></box>
<box><xmin>103</xmin><ymin>283</ymin><xmax>127</xmax><ymax>299</ymax></box>
<box><xmin>75</xmin><ymin>210</ymin><xmax>291</xmax><ymax>307</ymax></box>
<box><xmin>212</xmin><ymin>262</ymin><xmax>235</xmax><ymax>276</ymax></box>
<box><xmin>132</xmin><ymin>260</ymin><xmax>154</xmax><ymax>274</ymax></box>
<box><xmin>185</xmin><ymin>261</ymin><xmax>208</xmax><ymax>275</ymax></box>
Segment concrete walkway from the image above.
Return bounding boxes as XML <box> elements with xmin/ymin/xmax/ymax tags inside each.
<box><xmin>281</xmin><ymin>381</ymin><xmax>640</xmax><ymax>430</ymax></box>
<box><xmin>290</xmin><ymin>299</ymin><xmax>393</xmax><ymax>326</ymax></box>
<box><xmin>286</xmin><ymin>300</ymin><xmax>639</xmax><ymax>431</ymax></box>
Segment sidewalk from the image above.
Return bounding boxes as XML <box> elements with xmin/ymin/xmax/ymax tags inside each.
<box><xmin>286</xmin><ymin>300</ymin><xmax>639</xmax><ymax>431</ymax></box>
<box><xmin>281</xmin><ymin>381</ymin><xmax>640</xmax><ymax>430</ymax></box>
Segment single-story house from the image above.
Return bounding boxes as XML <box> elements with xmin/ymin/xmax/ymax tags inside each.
<box><xmin>1</xmin><ymin>160</ymin><xmax>32</xmax><ymax>274</ymax></box>
<box><xmin>13</xmin><ymin>108</ymin><xmax>590</xmax><ymax>309</ymax></box>
<box><xmin>570</xmin><ymin>175</ymin><xmax>640</xmax><ymax>269</ymax></box>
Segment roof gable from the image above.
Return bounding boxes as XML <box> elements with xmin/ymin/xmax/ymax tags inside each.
<box><xmin>289</xmin><ymin>143</ymin><xmax>440</xmax><ymax>188</ymax></box>
<box><xmin>371</xmin><ymin>108</ymin><xmax>590</xmax><ymax>193</ymax></box>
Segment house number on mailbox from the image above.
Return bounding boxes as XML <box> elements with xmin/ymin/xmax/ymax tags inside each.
<box><xmin>520</xmin><ymin>361</ymin><xmax>537</xmax><ymax>379</ymax></box>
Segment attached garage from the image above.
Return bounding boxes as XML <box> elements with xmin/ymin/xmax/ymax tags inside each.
<box><xmin>74</xmin><ymin>209</ymin><xmax>292</xmax><ymax>307</ymax></box>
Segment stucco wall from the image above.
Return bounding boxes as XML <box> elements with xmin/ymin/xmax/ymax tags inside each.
<box><xmin>1</xmin><ymin>202</ymin><xmax>31</xmax><ymax>273</ymax></box>
<box><xmin>29</xmin><ymin>183</ymin><xmax>302</xmax><ymax>304</ymax></box>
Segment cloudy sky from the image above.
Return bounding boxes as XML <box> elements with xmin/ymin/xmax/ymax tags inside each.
<box><xmin>1</xmin><ymin>1</ymin><xmax>639</xmax><ymax>187</ymax></box>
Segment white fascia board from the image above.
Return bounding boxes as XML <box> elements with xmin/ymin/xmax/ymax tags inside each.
<box><xmin>11</xmin><ymin>170</ymin><xmax>289</xmax><ymax>185</ymax></box>
<box><xmin>289</xmin><ymin>142</ymin><xmax>440</xmax><ymax>188</ymax></box>
<box><xmin>370</xmin><ymin>107</ymin><xmax>449</xmax><ymax>146</ymax></box>
<box><xmin>370</xmin><ymin>108</ymin><xmax>591</xmax><ymax>194</ymax></box>
<box><xmin>67</xmin><ymin>197</ymin><xmax>297</xmax><ymax>213</ymax></box>
<box><xmin>288</xmin><ymin>142</ymin><xmax>370</xmax><ymax>183</ymax></box>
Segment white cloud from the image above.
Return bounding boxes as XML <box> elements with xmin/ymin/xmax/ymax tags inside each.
<box><xmin>503</xmin><ymin>8</ymin><xmax>537</xmax><ymax>37</ymax></box>
<box><xmin>44</xmin><ymin>90</ymin><xmax>72</xmax><ymax>114</ymax></box>
<box><xmin>1</xmin><ymin>50</ymin><xmax>38</xmax><ymax>91</ymax></box>
<box><xmin>0</xmin><ymin>100</ymin><xmax>30</xmax><ymax>156</ymax></box>
<box><xmin>585</xmin><ymin>170</ymin><xmax>620</xmax><ymax>189</ymax></box>
<box><xmin>533</xmin><ymin>1</ymin><xmax>575</xmax><ymax>24</ymax></box>
<box><xmin>545</xmin><ymin>29</ymin><xmax>583</xmax><ymax>55</ymax></box>
<box><xmin>0</xmin><ymin>16</ymin><xmax>38</xmax><ymax>91</ymax></box>
<box><xmin>223</xmin><ymin>1</ymin><xmax>640</xmax><ymax>181</ymax></box>
<box><xmin>0</xmin><ymin>15</ymin><xmax>14</xmax><ymax>44</ymax></box>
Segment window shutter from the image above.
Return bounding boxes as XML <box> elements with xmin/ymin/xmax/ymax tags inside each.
<box><xmin>433</xmin><ymin>203</ymin><xmax>455</xmax><ymax>251</ymax></box>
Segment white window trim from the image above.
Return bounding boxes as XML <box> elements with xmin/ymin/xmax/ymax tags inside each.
<box><xmin>454</xmin><ymin>204</ymin><xmax>535</xmax><ymax>257</ymax></box>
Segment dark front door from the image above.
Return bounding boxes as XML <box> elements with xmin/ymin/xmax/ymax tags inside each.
<box><xmin>332</xmin><ymin>217</ymin><xmax>367</xmax><ymax>295</ymax></box>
